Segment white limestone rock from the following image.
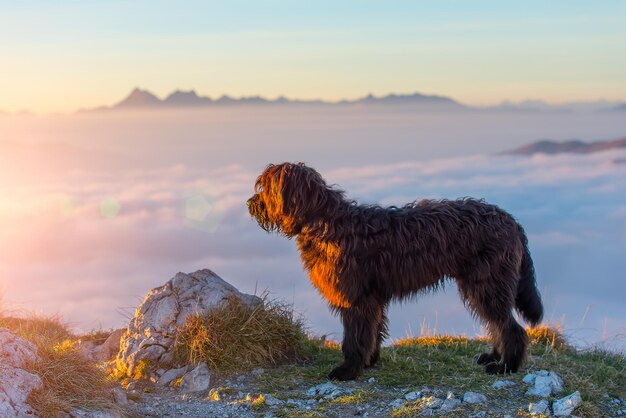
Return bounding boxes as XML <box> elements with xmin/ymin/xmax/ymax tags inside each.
<box><xmin>262</xmin><ymin>394</ymin><xmax>283</xmax><ymax>407</ymax></box>
<box><xmin>116</xmin><ymin>269</ymin><xmax>261</xmax><ymax>376</ymax></box>
<box><xmin>0</xmin><ymin>328</ymin><xmax>43</xmax><ymax>418</ymax></box>
<box><xmin>524</xmin><ymin>370</ymin><xmax>564</xmax><ymax>397</ymax></box>
<box><xmin>158</xmin><ymin>366</ymin><xmax>189</xmax><ymax>387</ymax></box>
<box><xmin>492</xmin><ymin>379</ymin><xmax>516</xmax><ymax>389</ymax></box>
<box><xmin>419</xmin><ymin>396</ymin><xmax>444</xmax><ymax>416</ymax></box>
<box><xmin>440</xmin><ymin>392</ymin><xmax>461</xmax><ymax>412</ymax></box>
<box><xmin>462</xmin><ymin>391</ymin><xmax>487</xmax><ymax>404</ymax></box>
<box><xmin>552</xmin><ymin>391</ymin><xmax>582</xmax><ymax>416</ymax></box>
<box><xmin>0</xmin><ymin>328</ymin><xmax>39</xmax><ymax>368</ymax></box>
<box><xmin>306</xmin><ymin>382</ymin><xmax>351</xmax><ymax>400</ymax></box>
<box><xmin>180</xmin><ymin>363</ymin><xmax>211</xmax><ymax>393</ymax></box>
<box><xmin>389</xmin><ymin>398</ymin><xmax>404</xmax><ymax>408</ymax></box>
<box><xmin>528</xmin><ymin>399</ymin><xmax>550</xmax><ymax>415</ymax></box>
<box><xmin>94</xmin><ymin>329</ymin><xmax>125</xmax><ymax>362</ymax></box>
<box><xmin>77</xmin><ymin>328</ymin><xmax>125</xmax><ymax>363</ymax></box>
<box><xmin>404</xmin><ymin>390</ymin><xmax>423</xmax><ymax>401</ymax></box>
<box><xmin>112</xmin><ymin>387</ymin><xmax>128</xmax><ymax>406</ymax></box>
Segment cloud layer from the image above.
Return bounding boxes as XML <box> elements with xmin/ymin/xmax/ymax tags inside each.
<box><xmin>1</xmin><ymin>138</ymin><xmax>624</xmax><ymax>351</ymax></box>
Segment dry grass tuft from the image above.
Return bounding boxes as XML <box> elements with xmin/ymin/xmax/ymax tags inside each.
<box><xmin>526</xmin><ymin>323</ymin><xmax>569</xmax><ymax>350</ymax></box>
<box><xmin>322</xmin><ymin>339</ymin><xmax>341</xmax><ymax>350</ymax></box>
<box><xmin>0</xmin><ymin>312</ymin><xmax>120</xmax><ymax>417</ymax></box>
<box><xmin>0</xmin><ymin>314</ymin><xmax>73</xmax><ymax>342</ymax></box>
<box><xmin>393</xmin><ymin>334</ymin><xmax>482</xmax><ymax>348</ymax></box>
<box><xmin>174</xmin><ymin>296</ymin><xmax>309</xmax><ymax>373</ymax></box>
<box><xmin>27</xmin><ymin>342</ymin><xmax>119</xmax><ymax>417</ymax></box>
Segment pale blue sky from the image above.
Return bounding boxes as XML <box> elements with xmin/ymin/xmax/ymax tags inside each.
<box><xmin>1</xmin><ymin>0</ymin><xmax>625</xmax><ymax>112</ymax></box>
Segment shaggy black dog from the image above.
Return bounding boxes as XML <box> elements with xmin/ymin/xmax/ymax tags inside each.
<box><xmin>247</xmin><ymin>162</ymin><xmax>543</xmax><ymax>381</ymax></box>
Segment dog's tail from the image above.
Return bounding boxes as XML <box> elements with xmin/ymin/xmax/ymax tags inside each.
<box><xmin>515</xmin><ymin>229</ymin><xmax>544</xmax><ymax>327</ymax></box>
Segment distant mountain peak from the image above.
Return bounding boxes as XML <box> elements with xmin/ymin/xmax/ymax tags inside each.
<box><xmin>168</xmin><ymin>89</ymin><xmax>199</xmax><ymax>98</ymax></box>
<box><xmin>86</xmin><ymin>88</ymin><xmax>468</xmax><ymax>112</ymax></box>
<box><xmin>164</xmin><ymin>90</ymin><xmax>212</xmax><ymax>106</ymax></box>
<box><xmin>116</xmin><ymin>88</ymin><xmax>161</xmax><ymax>108</ymax></box>
<box><xmin>502</xmin><ymin>137</ymin><xmax>626</xmax><ymax>156</ymax></box>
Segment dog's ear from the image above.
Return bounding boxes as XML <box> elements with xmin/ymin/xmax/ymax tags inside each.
<box><xmin>277</xmin><ymin>163</ymin><xmax>328</xmax><ymax>234</ymax></box>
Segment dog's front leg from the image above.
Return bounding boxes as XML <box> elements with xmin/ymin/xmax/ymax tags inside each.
<box><xmin>329</xmin><ymin>305</ymin><xmax>378</xmax><ymax>381</ymax></box>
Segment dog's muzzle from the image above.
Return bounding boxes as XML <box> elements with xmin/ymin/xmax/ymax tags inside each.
<box><xmin>246</xmin><ymin>195</ymin><xmax>259</xmax><ymax>213</ymax></box>
<box><xmin>247</xmin><ymin>194</ymin><xmax>264</xmax><ymax>219</ymax></box>
<box><xmin>247</xmin><ymin>194</ymin><xmax>275</xmax><ymax>232</ymax></box>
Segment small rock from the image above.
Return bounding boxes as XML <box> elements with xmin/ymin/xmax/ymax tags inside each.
<box><xmin>286</xmin><ymin>398</ymin><xmax>305</xmax><ymax>407</ymax></box>
<box><xmin>492</xmin><ymin>379</ymin><xmax>516</xmax><ymax>389</ymax></box>
<box><xmin>552</xmin><ymin>391</ymin><xmax>582</xmax><ymax>416</ymax></box>
<box><xmin>463</xmin><ymin>391</ymin><xmax>487</xmax><ymax>404</ymax></box>
<box><xmin>251</xmin><ymin>368</ymin><xmax>265</xmax><ymax>375</ymax></box>
<box><xmin>469</xmin><ymin>412</ymin><xmax>487</xmax><ymax>418</ymax></box>
<box><xmin>263</xmin><ymin>394</ymin><xmax>283</xmax><ymax>406</ymax></box>
<box><xmin>404</xmin><ymin>390</ymin><xmax>422</xmax><ymax>401</ymax></box>
<box><xmin>112</xmin><ymin>387</ymin><xmax>128</xmax><ymax>406</ymax></box>
<box><xmin>158</xmin><ymin>366</ymin><xmax>189</xmax><ymax>386</ymax></box>
<box><xmin>207</xmin><ymin>388</ymin><xmax>221</xmax><ymax>401</ymax></box>
<box><xmin>306</xmin><ymin>382</ymin><xmax>349</xmax><ymax>399</ymax></box>
<box><xmin>180</xmin><ymin>363</ymin><xmax>211</xmax><ymax>392</ymax></box>
<box><xmin>328</xmin><ymin>389</ymin><xmax>345</xmax><ymax>399</ymax></box>
<box><xmin>389</xmin><ymin>398</ymin><xmax>404</xmax><ymax>408</ymax></box>
<box><xmin>524</xmin><ymin>370</ymin><xmax>564</xmax><ymax>397</ymax></box>
<box><xmin>421</xmin><ymin>395</ymin><xmax>443</xmax><ymax>409</ymax></box>
<box><xmin>440</xmin><ymin>392</ymin><xmax>461</xmax><ymax>412</ymax></box>
<box><xmin>528</xmin><ymin>399</ymin><xmax>550</xmax><ymax>415</ymax></box>
<box><xmin>367</xmin><ymin>377</ymin><xmax>376</xmax><ymax>383</ymax></box>
<box><xmin>93</xmin><ymin>328</ymin><xmax>126</xmax><ymax>362</ymax></box>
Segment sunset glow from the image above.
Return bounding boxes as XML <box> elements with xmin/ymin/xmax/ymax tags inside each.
<box><xmin>1</xmin><ymin>1</ymin><xmax>624</xmax><ymax>352</ymax></box>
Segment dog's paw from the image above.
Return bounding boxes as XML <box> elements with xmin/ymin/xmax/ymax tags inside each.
<box><xmin>484</xmin><ymin>361</ymin><xmax>517</xmax><ymax>374</ymax></box>
<box><xmin>476</xmin><ymin>353</ymin><xmax>499</xmax><ymax>364</ymax></box>
<box><xmin>476</xmin><ymin>351</ymin><xmax>499</xmax><ymax>365</ymax></box>
<box><xmin>484</xmin><ymin>362</ymin><xmax>505</xmax><ymax>374</ymax></box>
<box><xmin>365</xmin><ymin>350</ymin><xmax>380</xmax><ymax>369</ymax></box>
<box><xmin>328</xmin><ymin>363</ymin><xmax>361</xmax><ymax>381</ymax></box>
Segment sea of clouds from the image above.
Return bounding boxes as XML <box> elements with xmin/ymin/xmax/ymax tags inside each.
<box><xmin>0</xmin><ymin>108</ymin><xmax>624</xmax><ymax>351</ymax></box>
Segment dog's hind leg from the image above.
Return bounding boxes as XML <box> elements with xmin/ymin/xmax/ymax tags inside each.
<box><xmin>458</xmin><ymin>274</ymin><xmax>528</xmax><ymax>374</ymax></box>
<box><xmin>329</xmin><ymin>302</ymin><xmax>381</xmax><ymax>381</ymax></box>
<box><xmin>365</xmin><ymin>303</ymin><xmax>388</xmax><ymax>368</ymax></box>
<box><xmin>484</xmin><ymin>315</ymin><xmax>528</xmax><ymax>374</ymax></box>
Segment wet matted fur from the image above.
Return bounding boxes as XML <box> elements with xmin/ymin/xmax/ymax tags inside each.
<box><xmin>247</xmin><ymin>162</ymin><xmax>543</xmax><ymax>381</ymax></box>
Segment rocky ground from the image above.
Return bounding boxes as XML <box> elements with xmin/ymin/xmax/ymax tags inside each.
<box><xmin>114</xmin><ymin>365</ymin><xmax>625</xmax><ymax>417</ymax></box>
<box><xmin>2</xmin><ymin>269</ymin><xmax>624</xmax><ymax>417</ymax></box>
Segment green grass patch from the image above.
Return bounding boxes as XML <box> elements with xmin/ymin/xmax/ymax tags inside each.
<box><xmin>258</xmin><ymin>325</ymin><xmax>624</xmax><ymax>415</ymax></box>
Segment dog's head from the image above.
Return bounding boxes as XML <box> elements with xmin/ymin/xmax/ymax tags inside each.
<box><xmin>247</xmin><ymin>162</ymin><xmax>333</xmax><ymax>237</ymax></box>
